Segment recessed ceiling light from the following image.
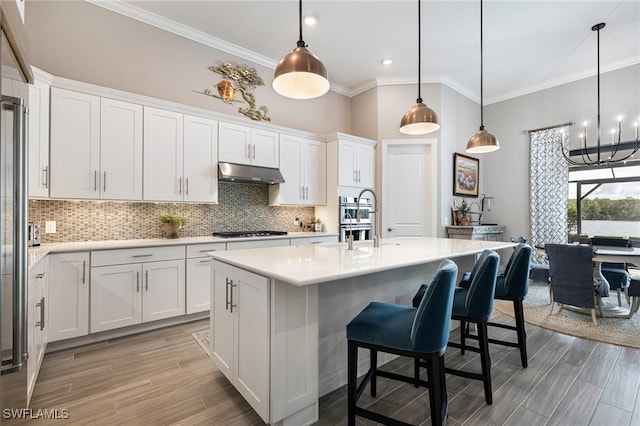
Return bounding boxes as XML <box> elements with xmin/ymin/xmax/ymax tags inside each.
<box><xmin>304</xmin><ymin>16</ymin><xmax>317</xmax><ymax>26</ymax></box>
<box><xmin>381</xmin><ymin>58</ymin><xmax>393</xmax><ymax>66</ymax></box>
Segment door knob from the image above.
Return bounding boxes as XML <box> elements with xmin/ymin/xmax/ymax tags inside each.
<box><xmin>387</xmin><ymin>227</ymin><xmax>395</xmax><ymax>232</ymax></box>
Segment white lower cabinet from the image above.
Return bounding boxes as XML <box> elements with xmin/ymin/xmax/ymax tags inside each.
<box><xmin>211</xmin><ymin>260</ymin><xmax>269</xmax><ymax>423</ymax></box>
<box><xmin>48</xmin><ymin>252</ymin><xmax>90</xmax><ymax>342</ymax></box>
<box><xmin>90</xmin><ymin>246</ymin><xmax>185</xmax><ymax>333</ymax></box>
<box><xmin>186</xmin><ymin>243</ymin><xmax>224</xmax><ymax>314</ymax></box>
<box><xmin>27</xmin><ymin>257</ymin><xmax>48</xmax><ymax>405</ymax></box>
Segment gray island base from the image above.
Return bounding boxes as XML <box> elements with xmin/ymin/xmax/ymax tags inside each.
<box><xmin>208</xmin><ymin>237</ymin><xmax>516</xmax><ymax>425</ymax></box>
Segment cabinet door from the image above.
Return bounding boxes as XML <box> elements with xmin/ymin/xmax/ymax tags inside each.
<box><xmin>355</xmin><ymin>143</ymin><xmax>374</xmax><ymax>188</ymax></box>
<box><xmin>100</xmin><ymin>98</ymin><xmax>143</xmax><ymax>200</ymax></box>
<box><xmin>234</xmin><ymin>268</ymin><xmax>270</xmax><ymax>422</ymax></box>
<box><xmin>183</xmin><ymin>115</ymin><xmax>218</xmax><ymax>203</ymax></box>
<box><xmin>251</xmin><ymin>128</ymin><xmax>279</xmax><ymax>168</ymax></box>
<box><xmin>338</xmin><ymin>140</ymin><xmax>357</xmax><ymax>186</ymax></box>
<box><xmin>27</xmin><ymin>260</ymin><xmax>46</xmax><ymax>405</ymax></box>
<box><xmin>142</xmin><ymin>260</ymin><xmax>186</xmax><ymax>322</ymax></box>
<box><xmin>303</xmin><ymin>140</ymin><xmax>326</xmax><ymax>205</ymax></box>
<box><xmin>48</xmin><ymin>252</ymin><xmax>89</xmax><ymax>341</ymax></box>
<box><xmin>143</xmin><ymin>107</ymin><xmax>184</xmax><ymax>201</ymax></box>
<box><xmin>275</xmin><ymin>135</ymin><xmax>303</xmax><ymax>204</ymax></box>
<box><xmin>90</xmin><ymin>264</ymin><xmax>142</xmax><ymax>332</ymax></box>
<box><xmin>186</xmin><ymin>257</ymin><xmax>211</xmax><ymax>314</ymax></box>
<box><xmin>212</xmin><ymin>262</ymin><xmax>234</xmax><ymax>380</ymax></box>
<box><xmin>218</xmin><ymin>122</ymin><xmax>251</xmax><ymax>165</ymax></box>
<box><xmin>50</xmin><ymin>88</ymin><xmax>100</xmax><ymax>199</ymax></box>
<box><xmin>28</xmin><ymin>79</ymin><xmax>50</xmax><ymax>198</ymax></box>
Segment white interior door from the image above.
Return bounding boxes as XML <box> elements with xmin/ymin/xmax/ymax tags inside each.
<box><xmin>382</xmin><ymin>139</ymin><xmax>437</xmax><ymax>237</ymax></box>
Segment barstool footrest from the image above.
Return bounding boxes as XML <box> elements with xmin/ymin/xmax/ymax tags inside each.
<box><xmin>355</xmin><ymin>406</ymin><xmax>414</xmax><ymax>426</ymax></box>
<box><xmin>486</xmin><ymin>321</ymin><xmax>517</xmax><ymax>332</ymax></box>
<box><xmin>445</xmin><ymin>367</ymin><xmax>486</xmax><ymax>382</ymax></box>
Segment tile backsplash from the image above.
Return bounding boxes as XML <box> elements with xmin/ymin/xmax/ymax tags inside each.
<box><xmin>28</xmin><ymin>182</ymin><xmax>316</xmax><ymax>243</ymax></box>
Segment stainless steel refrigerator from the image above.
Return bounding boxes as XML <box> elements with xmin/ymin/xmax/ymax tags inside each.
<box><xmin>1</xmin><ymin>0</ymin><xmax>33</xmax><ymax>416</ymax></box>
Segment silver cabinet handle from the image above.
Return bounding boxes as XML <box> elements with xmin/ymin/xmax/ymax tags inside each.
<box><xmin>185</xmin><ymin>177</ymin><xmax>189</xmax><ymax>195</ymax></box>
<box><xmin>136</xmin><ymin>271</ymin><xmax>140</xmax><ymax>292</ymax></box>
<box><xmin>145</xmin><ymin>270</ymin><xmax>149</xmax><ymax>291</ymax></box>
<box><xmin>225</xmin><ymin>278</ymin><xmax>231</xmax><ymax>310</ymax></box>
<box><xmin>357</xmin><ymin>170</ymin><xmax>361</xmax><ymax>183</ymax></box>
<box><xmin>82</xmin><ymin>260</ymin><xmax>86</xmax><ymax>284</ymax></box>
<box><xmin>230</xmin><ymin>282</ymin><xmax>237</xmax><ymax>313</ymax></box>
<box><xmin>178</xmin><ymin>177</ymin><xmax>182</xmax><ymax>195</ymax></box>
<box><xmin>306</xmin><ymin>187</ymin><xmax>309</xmax><ymax>199</ymax></box>
<box><xmin>103</xmin><ymin>171</ymin><xmax>107</xmax><ymax>192</ymax></box>
<box><xmin>42</xmin><ymin>166</ymin><xmax>48</xmax><ymax>188</ymax></box>
<box><xmin>93</xmin><ymin>170</ymin><xmax>97</xmax><ymax>191</ymax></box>
<box><xmin>199</xmin><ymin>249</ymin><xmax>215</xmax><ymax>252</ymax></box>
<box><xmin>199</xmin><ymin>259</ymin><xmax>211</xmax><ymax>263</ymax></box>
<box><xmin>35</xmin><ymin>297</ymin><xmax>45</xmax><ymax>331</ymax></box>
<box><xmin>246</xmin><ymin>143</ymin><xmax>251</xmax><ymax>159</ymax></box>
<box><xmin>131</xmin><ymin>254</ymin><xmax>153</xmax><ymax>258</ymax></box>
<box><xmin>35</xmin><ymin>273</ymin><xmax>45</xmax><ymax>279</ymax></box>
<box><xmin>300</xmin><ymin>186</ymin><xmax>304</xmax><ymax>200</ymax></box>
<box><xmin>354</xmin><ymin>170</ymin><xmax>358</xmax><ymax>183</ymax></box>
<box><xmin>253</xmin><ymin>144</ymin><xmax>256</xmax><ymax>159</ymax></box>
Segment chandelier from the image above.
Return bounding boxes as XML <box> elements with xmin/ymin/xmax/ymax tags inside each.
<box><xmin>560</xmin><ymin>23</ymin><xmax>640</xmax><ymax>166</ymax></box>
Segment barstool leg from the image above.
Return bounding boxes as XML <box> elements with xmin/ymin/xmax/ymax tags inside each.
<box><xmin>370</xmin><ymin>348</ymin><xmax>377</xmax><ymax>397</ymax></box>
<box><xmin>477</xmin><ymin>320</ymin><xmax>493</xmax><ymax>405</ymax></box>
<box><xmin>513</xmin><ymin>299</ymin><xmax>528</xmax><ymax>368</ymax></box>
<box><xmin>426</xmin><ymin>355</ymin><xmax>447</xmax><ymax>426</ymax></box>
<box><xmin>347</xmin><ymin>340</ymin><xmax>357</xmax><ymax>426</ymax></box>
<box><xmin>459</xmin><ymin>320</ymin><xmax>467</xmax><ymax>355</ymax></box>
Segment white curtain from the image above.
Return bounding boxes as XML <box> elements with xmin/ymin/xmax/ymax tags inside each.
<box><xmin>529</xmin><ymin>126</ymin><xmax>570</xmax><ymax>262</ymax></box>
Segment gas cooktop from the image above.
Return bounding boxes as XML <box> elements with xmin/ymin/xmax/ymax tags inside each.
<box><xmin>212</xmin><ymin>230</ymin><xmax>288</xmax><ymax>238</ymax></box>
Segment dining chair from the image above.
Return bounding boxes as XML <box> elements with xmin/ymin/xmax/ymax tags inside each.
<box><xmin>546</xmin><ymin>243</ymin><xmax>600</xmax><ymax>325</ymax></box>
<box><xmin>590</xmin><ymin>236</ymin><xmax>630</xmax><ymax>306</ymax></box>
<box><xmin>511</xmin><ymin>235</ymin><xmax>550</xmax><ymax>284</ymax></box>
<box><xmin>346</xmin><ymin>259</ymin><xmax>458</xmax><ymax>426</ymax></box>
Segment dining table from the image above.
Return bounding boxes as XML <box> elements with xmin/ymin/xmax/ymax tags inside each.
<box><xmin>537</xmin><ymin>244</ymin><xmax>640</xmax><ymax>319</ymax></box>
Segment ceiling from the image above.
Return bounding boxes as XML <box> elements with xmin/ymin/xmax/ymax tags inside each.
<box><xmin>93</xmin><ymin>1</ymin><xmax>639</xmax><ymax>104</ymax></box>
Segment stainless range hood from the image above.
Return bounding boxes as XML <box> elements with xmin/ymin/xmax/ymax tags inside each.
<box><xmin>218</xmin><ymin>162</ymin><xmax>285</xmax><ymax>184</ymax></box>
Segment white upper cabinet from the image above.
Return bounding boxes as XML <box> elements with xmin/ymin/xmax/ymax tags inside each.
<box><xmin>183</xmin><ymin>115</ymin><xmax>218</xmax><ymax>203</ymax></box>
<box><xmin>28</xmin><ymin>78</ymin><xmax>50</xmax><ymax>198</ymax></box>
<box><xmin>100</xmin><ymin>98</ymin><xmax>143</xmax><ymax>200</ymax></box>
<box><xmin>338</xmin><ymin>138</ymin><xmax>375</xmax><ymax>188</ymax></box>
<box><xmin>50</xmin><ymin>88</ymin><xmax>143</xmax><ymax>200</ymax></box>
<box><xmin>143</xmin><ymin>107</ymin><xmax>218</xmax><ymax>203</ymax></box>
<box><xmin>143</xmin><ymin>107</ymin><xmax>184</xmax><ymax>202</ymax></box>
<box><xmin>270</xmin><ymin>134</ymin><xmax>325</xmax><ymax>206</ymax></box>
<box><xmin>218</xmin><ymin>122</ymin><xmax>279</xmax><ymax>168</ymax></box>
<box><xmin>50</xmin><ymin>88</ymin><xmax>101</xmax><ymax>199</ymax></box>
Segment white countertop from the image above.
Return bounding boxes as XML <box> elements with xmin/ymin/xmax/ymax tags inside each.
<box><xmin>26</xmin><ymin>232</ymin><xmax>337</xmax><ymax>270</ymax></box>
<box><xmin>208</xmin><ymin>237</ymin><xmax>517</xmax><ymax>286</ymax></box>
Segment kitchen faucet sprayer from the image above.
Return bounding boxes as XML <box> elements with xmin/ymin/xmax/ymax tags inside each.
<box><xmin>356</xmin><ymin>188</ymin><xmax>380</xmax><ymax>248</ymax></box>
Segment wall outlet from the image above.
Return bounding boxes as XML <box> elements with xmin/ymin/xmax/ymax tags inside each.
<box><xmin>45</xmin><ymin>221</ymin><xmax>57</xmax><ymax>233</ymax></box>
<box><xmin>294</xmin><ymin>217</ymin><xmax>300</xmax><ymax>226</ymax></box>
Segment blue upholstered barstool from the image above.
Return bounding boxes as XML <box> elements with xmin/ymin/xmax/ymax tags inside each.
<box><xmin>346</xmin><ymin>260</ymin><xmax>458</xmax><ymax>426</ymax></box>
<box><xmin>412</xmin><ymin>250</ymin><xmax>500</xmax><ymax>405</ymax></box>
<box><xmin>511</xmin><ymin>236</ymin><xmax>549</xmax><ymax>283</ymax></box>
<box><xmin>486</xmin><ymin>244</ymin><xmax>532</xmax><ymax>368</ymax></box>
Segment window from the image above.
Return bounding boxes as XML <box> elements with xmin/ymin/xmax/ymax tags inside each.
<box><xmin>568</xmin><ymin>164</ymin><xmax>640</xmax><ymax>238</ymax></box>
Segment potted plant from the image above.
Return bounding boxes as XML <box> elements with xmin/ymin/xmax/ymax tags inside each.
<box><xmin>159</xmin><ymin>214</ymin><xmax>187</xmax><ymax>239</ymax></box>
<box><xmin>458</xmin><ymin>200</ymin><xmax>471</xmax><ymax>226</ymax></box>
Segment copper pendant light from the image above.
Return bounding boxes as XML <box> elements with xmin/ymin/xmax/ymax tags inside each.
<box><xmin>399</xmin><ymin>0</ymin><xmax>440</xmax><ymax>135</ymax></box>
<box><xmin>272</xmin><ymin>0</ymin><xmax>329</xmax><ymax>100</ymax></box>
<box><xmin>466</xmin><ymin>0</ymin><xmax>499</xmax><ymax>153</ymax></box>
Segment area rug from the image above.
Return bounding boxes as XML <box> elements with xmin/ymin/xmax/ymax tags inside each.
<box><xmin>493</xmin><ymin>282</ymin><xmax>640</xmax><ymax>349</ymax></box>
<box><xmin>192</xmin><ymin>329</ymin><xmax>211</xmax><ymax>356</ymax></box>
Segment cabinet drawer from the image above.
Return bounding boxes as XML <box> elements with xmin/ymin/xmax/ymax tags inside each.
<box><xmin>186</xmin><ymin>243</ymin><xmax>226</xmax><ymax>258</ymax></box>
<box><xmin>92</xmin><ymin>245</ymin><xmax>185</xmax><ymax>266</ymax></box>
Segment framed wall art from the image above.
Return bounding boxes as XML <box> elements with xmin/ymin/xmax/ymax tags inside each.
<box><xmin>453</xmin><ymin>152</ymin><xmax>479</xmax><ymax>197</ymax></box>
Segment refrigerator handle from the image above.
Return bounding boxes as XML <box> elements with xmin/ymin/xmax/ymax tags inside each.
<box><xmin>0</xmin><ymin>96</ymin><xmax>28</xmax><ymax>374</ymax></box>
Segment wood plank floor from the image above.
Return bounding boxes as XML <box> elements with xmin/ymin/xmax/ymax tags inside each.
<box><xmin>17</xmin><ymin>312</ymin><xmax>640</xmax><ymax>425</ymax></box>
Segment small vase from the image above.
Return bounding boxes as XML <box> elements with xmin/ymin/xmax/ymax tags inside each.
<box><xmin>164</xmin><ymin>224</ymin><xmax>180</xmax><ymax>239</ymax></box>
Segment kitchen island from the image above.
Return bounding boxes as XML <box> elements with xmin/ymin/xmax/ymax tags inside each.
<box><xmin>208</xmin><ymin>237</ymin><xmax>516</xmax><ymax>425</ymax></box>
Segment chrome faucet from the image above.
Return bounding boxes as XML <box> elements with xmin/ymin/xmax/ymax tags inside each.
<box><xmin>345</xmin><ymin>212</ymin><xmax>354</xmax><ymax>250</ymax></box>
<box><xmin>356</xmin><ymin>187</ymin><xmax>380</xmax><ymax>248</ymax></box>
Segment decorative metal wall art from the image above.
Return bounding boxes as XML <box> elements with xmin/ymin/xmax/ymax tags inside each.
<box><xmin>195</xmin><ymin>62</ymin><xmax>270</xmax><ymax>121</ymax></box>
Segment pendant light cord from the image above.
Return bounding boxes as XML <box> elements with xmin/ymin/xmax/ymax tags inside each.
<box><xmin>416</xmin><ymin>0</ymin><xmax>422</xmax><ymax>103</ymax></box>
<box><xmin>297</xmin><ymin>0</ymin><xmax>306</xmax><ymax>48</ymax></box>
<box><xmin>479</xmin><ymin>0</ymin><xmax>484</xmax><ymax>130</ymax></box>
